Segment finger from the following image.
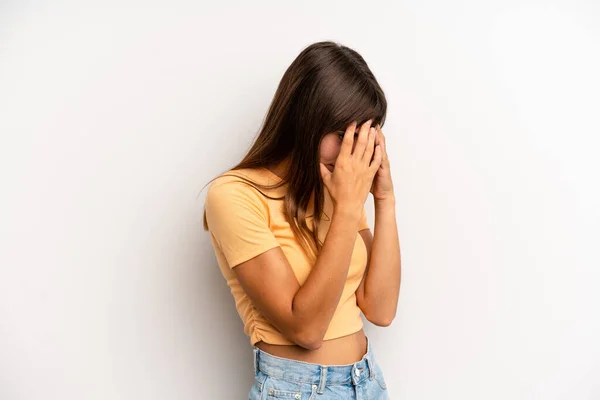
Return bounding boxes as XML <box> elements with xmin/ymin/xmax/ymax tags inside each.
<box><xmin>376</xmin><ymin>124</ymin><xmax>388</xmax><ymax>162</ymax></box>
<box><xmin>339</xmin><ymin>121</ymin><xmax>358</xmax><ymax>160</ymax></box>
<box><xmin>319</xmin><ymin>162</ymin><xmax>331</xmax><ymax>185</ymax></box>
<box><xmin>362</xmin><ymin>127</ymin><xmax>377</xmax><ymax>165</ymax></box>
<box><xmin>376</xmin><ymin>124</ymin><xmax>386</xmax><ymax>144</ymax></box>
<box><xmin>369</xmin><ymin>145</ymin><xmax>383</xmax><ymax>173</ymax></box>
<box><xmin>371</xmin><ymin>129</ymin><xmax>379</xmax><ymax>163</ymax></box>
<box><xmin>353</xmin><ymin>119</ymin><xmax>372</xmax><ymax>159</ymax></box>
<box><xmin>381</xmin><ymin>131</ymin><xmax>389</xmax><ymax>163</ymax></box>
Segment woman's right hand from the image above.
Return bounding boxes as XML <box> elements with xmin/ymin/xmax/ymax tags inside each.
<box><xmin>319</xmin><ymin>119</ymin><xmax>383</xmax><ymax>215</ymax></box>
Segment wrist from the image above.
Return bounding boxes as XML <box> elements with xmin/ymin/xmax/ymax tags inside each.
<box><xmin>333</xmin><ymin>203</ymin><xmax>363</xmax><ymax>221</ymax></box>
<box><xmin>374</xmin><ymin>196</ymin><xmax>396</xmax><ymax>209</ymax></box>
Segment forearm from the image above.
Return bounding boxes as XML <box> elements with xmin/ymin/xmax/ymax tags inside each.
<box><xmin>362</xmin><ymin>198</ymin><xmax>401</xmax><ymax>325</ymax></box>
<box><xmin>291</xmin><ymin>206</ymin><xmax>361</xmax><ymax>346</ymax></box>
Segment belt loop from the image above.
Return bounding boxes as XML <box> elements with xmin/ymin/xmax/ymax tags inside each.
<box><xmin>317</xmin><ymin>366</ymin><xmax>327</xmax><ymax>393</ymax></box>
<box><xmin>366</xmin><ymin>355</ymin><xmax>375</xmax><ymax>380</ymax></box>
<box><xmin>253</xmin><ymin>347</ymin><xmax>259</xmax><ymax>374</ymax></box>
<box><xmin>365</xmin><ymin>335</ymin><xmax>374</xmax><ymax>380</ymax></box>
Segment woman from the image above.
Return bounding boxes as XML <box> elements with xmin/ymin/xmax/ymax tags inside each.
<box><xmin>203</xmin><ymin>41</ymin><xmax>401</xmax><ymax>399</ymax></box>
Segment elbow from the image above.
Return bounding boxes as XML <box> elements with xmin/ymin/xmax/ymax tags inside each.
<box><xmin>291</xmin><ymin>328</ymin><xmax>324</xmax><ymax>350</ymax></box>
<box><xmin>361</xmin><ymin>300</ymin><xmax>397</xmax><ymax>327</ymax></box>
<box><xmin>366</xmin><ymin>312</ymin><xmax>395</xmax><ymax>327</ymax></box>
<box><xmin>294</xmin><ymin>333</ymin><xmax>324</xmax><ymax>350</ymax></box>
<box><xmin>371</xmin><ymin>317</ymin><xmax>394</xmax><ymax>327</ymax></box>
<box><xmin>298</xmin><ymin>338</ymin><xmax>324</xmax><ymax>350</ymax></box>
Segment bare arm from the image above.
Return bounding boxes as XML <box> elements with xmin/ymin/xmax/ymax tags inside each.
<box><xmin>356</xmin><ymin>197</ymin><xmax>401</xmax><ymax>326</ymax></box>
<box><xmin>233</xmin><ymin>205</ymin><xmax>362</xmax><ymax>350</ymax></box>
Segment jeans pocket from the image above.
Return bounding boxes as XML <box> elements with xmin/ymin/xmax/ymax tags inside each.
<box><xmin>263</xmin><ymin>376</ymin><xmax>303</xmax><ymax>399</ymax></box>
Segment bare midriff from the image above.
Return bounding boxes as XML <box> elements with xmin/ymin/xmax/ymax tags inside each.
<box><xmin>255</xmin><ymin>329</ymin><xmax>367</xmax><ymax>365</ymax></box>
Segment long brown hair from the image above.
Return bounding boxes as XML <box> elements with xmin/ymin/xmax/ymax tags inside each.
<box><xmin>201</xmin><ymin>40</ymin><xmax>387</xmax><ymax>262</ymax></box>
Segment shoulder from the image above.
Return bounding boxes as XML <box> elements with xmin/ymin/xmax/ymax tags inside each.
<box><xmin>208</xmin><ymin>168</ymin><xmax>266</xmax><ymax>194</ymax></box>
<box><xmin>205</xmin><ymin>168</ymin><xmax>271</xmax><ymax>214</ymax></box>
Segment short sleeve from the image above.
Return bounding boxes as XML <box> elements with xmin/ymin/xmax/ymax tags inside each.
<box><xmin>205</xmin><ymin>180</ymin><xmax>281</xmax><ymax>268</ymax></box>
<box><xmin>358</xmin><ymin>206</ymin><xmax>369</xmax><ymax>231</ymax></box>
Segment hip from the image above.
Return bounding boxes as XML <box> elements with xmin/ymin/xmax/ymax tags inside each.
<box><xmin>249</xmin><ymin>335</ymin><xmax>389</xmax><ymax>400</ymax></box>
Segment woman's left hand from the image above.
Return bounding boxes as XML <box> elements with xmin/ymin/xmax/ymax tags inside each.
<box><xmin>370</xmin><ymin>124</ymin><xmax>395</xmax><ymax>202</ymax></box>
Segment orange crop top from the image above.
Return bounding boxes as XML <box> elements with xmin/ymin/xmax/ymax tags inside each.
<box><xmin>204</xmin><ymin>167</ymin><xmax>370</xmax><ymax>346</ymax></box>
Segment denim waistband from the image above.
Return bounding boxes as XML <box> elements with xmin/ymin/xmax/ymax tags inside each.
<box><xmin>252</xmin><ymin>335</ymin><xmax>377</xmax><ymax>393</ymax></box>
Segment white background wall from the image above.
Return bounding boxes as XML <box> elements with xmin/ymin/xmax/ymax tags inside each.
<box><xmin>1</xmin><ymin>1</ymin><xmax>599</xmax><ymax>399</ymax></box>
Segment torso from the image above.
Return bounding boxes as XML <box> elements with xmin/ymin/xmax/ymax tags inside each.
<box><xmin>225</xmin><ymin>167</ymin><xmax>369</xmax><ymax>365</ymax></box>
<box><xmin>255</xmin><ymin>329</ymin><xmax>368</xmax><ymax>365</ymax></box>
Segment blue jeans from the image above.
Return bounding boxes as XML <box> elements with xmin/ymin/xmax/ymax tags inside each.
<box><xmin>248</xmin><ymin>336</ymin><xmax>390</xmax><ymax>399</ymax></box>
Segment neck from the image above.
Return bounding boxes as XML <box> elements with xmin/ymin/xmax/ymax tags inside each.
<box><xmin>267</xmin><ymin>157</ymin><xmax>291</xmax><ymax>180</ymax></box>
